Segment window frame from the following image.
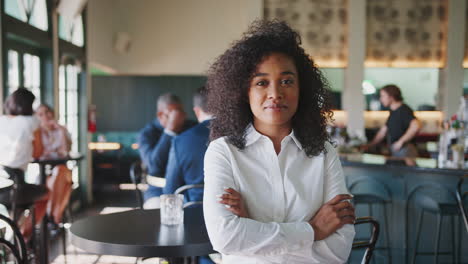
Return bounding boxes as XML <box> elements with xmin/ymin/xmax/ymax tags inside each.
<box><xmin>4</xmin><ymin>39</ymin><xmax>45</xmax><ymax>102</ymax></box>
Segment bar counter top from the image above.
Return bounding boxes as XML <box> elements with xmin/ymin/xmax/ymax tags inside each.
<box><xmin>340</xmin><ymin>153</ymin><xmax>466</xmax><ymax>176</ymax></box>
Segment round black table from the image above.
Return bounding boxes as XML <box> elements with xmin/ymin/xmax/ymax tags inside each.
<box><xmin>32</xmin><ymin>154</ymin><xmax>84</xmax><ymax>184</ymax></box>
<box><xmin>70</xmin><ymin>207</ymin><xmax>215</xmax><ymax>258</ymax></box>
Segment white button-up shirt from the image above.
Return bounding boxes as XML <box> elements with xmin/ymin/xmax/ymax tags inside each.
<box><xmin>203</xmin><ymin>125</ymin><xmax>355</xmax><ymax>264</ymax></box>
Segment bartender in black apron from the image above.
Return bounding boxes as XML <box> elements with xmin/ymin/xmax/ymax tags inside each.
<box><xmin>365</xmin><ymin>84</ymin><xmax>421</xmax><ymax>157</ymax></box>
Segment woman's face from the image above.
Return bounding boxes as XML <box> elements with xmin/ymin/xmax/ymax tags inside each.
<box><xmin>36</xmin><ymin>106</ymin><xmax>53</xmax><ymax>124</ymax></box>
<box><xmin>248</xmin><ymin>53</ymin><xmax>299</xmax><ymax>130</ymax></box>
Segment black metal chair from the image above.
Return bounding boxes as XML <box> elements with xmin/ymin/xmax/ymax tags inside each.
<box><xmin>0</xmin><ymin>166</ymin><xmax>48</xmax><ymax>220</ymax></box>
<box><xmin>456</xmin><ymin>175</ymin><xmax>468</xmax><ymax>233</ymax></box>
<box><xmin>348</xmin><ymin>177</ymin><xmax>392</xmax><ymax>263</ymax></box>
<box><xmin>175</xmin><ymin>184</ymin><xmax>204</xmax><ymax>209</ymax></box>
<box><xmin>0</xmin><ymin>166</ymin><xmax>48</xmax><ymax>263</ymax></box>
<box><xmin>352</xmin><ymin>217</ymin><xmax>380</xmax><ymax>264</ymax></box>
<box><xmin>129</xmin><ymin>160</ymin><xmax>146</xmax><ymax>209</ymax></box>
<box><xmin>0</xmin><ymin>214</ymin><xmax>28</xmax><ymax>264</ymax></box>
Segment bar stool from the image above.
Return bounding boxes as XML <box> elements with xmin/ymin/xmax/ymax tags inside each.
<box><xmin>456</xmin><ymin>175</ymin><xmax>468</xmax><ymax>233</ymax></box>
<box><xmin>408</xmin><ymin>184</ymin><xmax>460</xmax><ymax>264</ymax></box>
<box><xmin>348</xmin><ymin>177</ymin><xmax>392</xmax><ymax>264</ymax></box>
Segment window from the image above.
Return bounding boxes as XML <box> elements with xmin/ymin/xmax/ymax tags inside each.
<box><xmin>59</xmin><ymin>64</ymin><xmax>81</xmax><ymax>185</ymax></box>
<box><xmin>28</xmin><ymin>0</ymin><xmax>48</xmax><ymax>31</ymax></box>
<box><xmin>23</xmin><ymin>53</ymin><xmax>41</xmax><ymax>108</ymax></box>
<box><xmin>59</xmin><ymin>15</ymin><xmax>84</xmax><ymax>47</ymax></box>
<box><xmin>5</xmin><ymin>0</ymin><xmax>48</xmax><ymax>31</ymax></box>
<box><xmin>6</xmin><ymin>50</ymin><xmax>41</xmax><ymax>107</ymax></box>
<box><xmin>5</xmin><ymin>0</ymin><xmax>27</xmax><ymax>22</ymax></box>
<box><xmin>7</xmin><ymin>50</ymin><xmax>20</xmax><ymax>95</ymax></box>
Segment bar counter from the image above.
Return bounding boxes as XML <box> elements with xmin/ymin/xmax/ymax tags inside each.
<box><xmin>340</xmin><ymin>153</ymin><xmax>466</xmax><ymax>264</ymax></box>
<box><xmin>341</xmin><ymin>153</ymin><xmax>466</xmax><ymax>175</ymax></box>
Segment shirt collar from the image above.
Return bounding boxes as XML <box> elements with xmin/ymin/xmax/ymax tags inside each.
<box><xmin>244</xmin><ymin>124</ymin><xmax>303</xmax><ymax>150</ymax></box>
<box><xmin>289</xmin><ymin>131</ymin><xmax>303</xmax><ymax>150</ymax></box>
<box><xmin>201</xmin><ymin>119</ymin><xmax>212</xmax><ymax>126</ymax></box>
<box><xmin>244</xmin><ymin>124</ymin><xmax>262</xmax><ymax>147</ymax></box>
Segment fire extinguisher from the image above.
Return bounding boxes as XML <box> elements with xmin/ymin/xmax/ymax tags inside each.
<box><xmin>88</xmin><ymin>104</ymin><xmax>97</xmax><ymax>133</ymax></box>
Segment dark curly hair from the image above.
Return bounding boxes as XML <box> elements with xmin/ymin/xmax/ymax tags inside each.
<box><xmin>206</xmin><ymin>20</ymin><xmax>333</xmax><ymax>157</ymax></box>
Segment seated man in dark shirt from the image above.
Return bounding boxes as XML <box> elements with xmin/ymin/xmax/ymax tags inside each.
<box><xmin>138</xmin><ymin>93</ymin><xmax>196</xmax><ymax>207</ymax></box>
<box><xmin>366</xmin><ymin>84</ymin><xmax>421</xmax><ymax>157</ymax></box>
<box><xmin>163</xmin><ymin>87</ymin><xmax>212</xmax><ymax>202</ymax></box>
<box><xmin>162</xmin><ymin>87</ymin><xmax>214</xmax><ymax>264</ymax></box>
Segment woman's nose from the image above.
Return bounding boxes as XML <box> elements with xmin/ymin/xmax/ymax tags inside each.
<box><xmin>267</xmin><ymin>84</ymin><xmax>283</xmax><ymax>99</ymax></box>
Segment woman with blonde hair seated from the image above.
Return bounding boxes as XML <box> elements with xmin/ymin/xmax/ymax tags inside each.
<box><xmin>36</xmin><ymin>104</ymin><xmax>73</xmax><ymax>225</ymax></box>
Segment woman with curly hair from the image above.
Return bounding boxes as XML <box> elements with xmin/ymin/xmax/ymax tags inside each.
<box><xmin>203</xmin><ymin>20</ymin><xmax>355</xmax><ymax>263</ymax></box>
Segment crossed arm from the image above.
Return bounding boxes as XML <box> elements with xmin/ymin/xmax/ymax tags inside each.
<box><xmin>203</xmin><ymin>142</ymin><xmax>356</xmax><ymax>262</ymax></box>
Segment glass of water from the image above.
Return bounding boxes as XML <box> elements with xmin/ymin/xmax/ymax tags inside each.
<box><xmin>160</xmin><ymin>194</ymin><xmax>184</xmax><ymax>225</ymax></box>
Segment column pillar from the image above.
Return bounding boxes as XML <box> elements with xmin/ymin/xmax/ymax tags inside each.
<box><xmin>343</xmin><ymin>0</ymin><xmax>366</xmax><ymax>138</ymax></box>
<box><xmin>438</xmin><ymin>0</ymin><xmax>466</xmax><ymax>118</ymax></box>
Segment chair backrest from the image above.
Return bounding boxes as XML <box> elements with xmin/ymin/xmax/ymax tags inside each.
<box><xmin>0</xmin><ymin>214</ymin><xmax>27</xmax><ymax>264</ymax></box>
<box><xmin>175</xmin><ymin>184</ymin><xmax>204</xmax><ymax>209</ymax></box>
<box><xmin>348</xmin><ymin>177</ymin><xmax>392</xmax><ymax>202</ymax></box>
<box><xmin>129</xmin><ymin>160</ymin><xmax>145</xmax><ymax>209</ymax></box>
<box><xmin>0</xmin><ymin>166</ymin><xmax>24</xmax><ymax>184</ymax></box>
<box><xmin>456</xmin><ymin>175</ymin><xmax>468</xmax><ymax>233</ymax></box>
<box><xmin>352</xmin><ymin>217</ymin><xmax>380</xmax><ymax>264</ymax></box>
<box><xmin>0</xmin><ymin>166</ymin><xmax>24</xmax><ymax>220</ymax></box>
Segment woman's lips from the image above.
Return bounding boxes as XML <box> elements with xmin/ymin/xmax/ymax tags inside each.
<box><xmin>264</xmin><ymin>104</ymin><xmax>287</xmax><ymax>111</ymax></box>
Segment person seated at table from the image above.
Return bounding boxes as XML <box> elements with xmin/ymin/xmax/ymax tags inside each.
<box><xmin>138</xmin><ymin>93</ymin><xmax>196</xmax><ymax>208</ymax></box>
<box><xmin>162</xmin><ymin>87</ymin><xmax>212</xmax><ymax>202</ymax></box>
<box><xmin>36</xmin><ymin>104</ymin><xmax>73</xmax><ymax>226</ymax></box>
<box><xmin>161</xmin><ymin>88</ymin><xmax>214</xmax><ymax>264</ymax></box>
<box><xmin>203</xmin><ymin>20</ymin><xmax>356</xmax><ymax>263</ymax></box>
<box><xmin>0</xmin><ymin>88</ymin><xmax>48</xmax><ymax>239</ymax></box>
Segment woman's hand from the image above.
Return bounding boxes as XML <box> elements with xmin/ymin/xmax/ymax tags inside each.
<box><xmin>309</xmin><ymin>194</ymin><xmax>355</xmax><ymax>241</ymax></box>
<box><xmin>217</xmin><ymin>187</ymin><xmax>249</xmax><ymax>218</ymax></box>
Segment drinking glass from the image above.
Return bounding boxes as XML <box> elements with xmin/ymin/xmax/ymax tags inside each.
<box><xmin>160</xmin><ymin>194</ymin><xmax>184</xmax><ymax>225</ymax></box>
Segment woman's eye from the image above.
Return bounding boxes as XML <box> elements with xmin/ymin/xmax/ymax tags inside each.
<box><xmin>256</xmin><ymin>80</ymin><xmax>267</xmax><ymax>86</ymax></box>
<box><xmin>281</xmin><ymin>79</ymin><xmax>294</xmax><ymax>85</ymax></box>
